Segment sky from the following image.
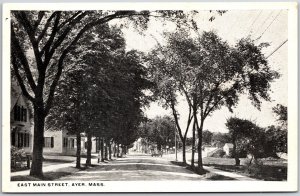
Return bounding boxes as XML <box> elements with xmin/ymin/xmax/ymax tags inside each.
<box><xmin>120</xmin><ymin>10</ymin><xmax>288</xmax><ymax>134</ymax></box>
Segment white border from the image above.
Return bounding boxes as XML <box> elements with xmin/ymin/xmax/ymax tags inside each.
<box><xmin>2</xmin><ymin>2</ymin><xmax>298</xmax><ymax>192</ymax></box>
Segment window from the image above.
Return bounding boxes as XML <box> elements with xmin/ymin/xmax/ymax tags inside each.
<box><xmin>14</xmin><ymin>105</ymin><xmax>27</xmax><ymax>122</ymax></box>
<box><xmin>11</xmin><ymin>132</ymin><xmax>15</xmax><ymax>146</ymax></box>
<box><xmin>15</xmin><ymin>132</ymin><xmax>30</xmax><ymax>147</ymax></box>
<box><xmin>70</xmin><ymin>139</ymin><xmax>75</xmax><ymax>148</ymax></box>
<box><xmin>24</xmin><ymin>133</ymin><xmax>28</xmax><ymax>147</ymax></box>
<box><xmin>96</xmin><ymin>138</ymin><xmax>99</xmax><ymax>153</ymax></box>
<box><xmin>44</xmin><ymin>137</ymin><xmax>54</xmax><ymax>148</ymax></box>
<box><xmin>63</xmin><ymin>138</ymin><xmax>68</xmax><ymax>148</ymax></box>
<box><xmin>65</xmin><ymin>138</ymin><xmax>75</xmax><ymax>149</ymax></box>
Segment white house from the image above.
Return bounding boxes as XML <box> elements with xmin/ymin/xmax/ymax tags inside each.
<box><xmin>203</xmin><ymin>145</ymin><xmax>218</xmax><ymax>157</ymax></box>
<box><xmin>223</xmin><ymin>143</ymin><xmax>234</xmax><ymax>156</ymax></box>
<box><xmin>11</xmin><ymin>82</ymin><xmax>34</xmax><ymax>154</ymax></box>
<box><xmin>11</xmin><ymin>81</ymin><xmax>97</xmax><ymax>156</ymax></box>
<box><xmin>43</xmin><ymin>130</ymin><xmax>97</xmax><ymax>155</ymax></box>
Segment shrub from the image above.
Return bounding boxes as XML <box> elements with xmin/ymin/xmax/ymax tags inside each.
<box><xmin>237</xmin><ymin>149</ymin><xmax>248</xmax><ymax>158</ymax></box>
<box><xmin>11</xmin><ymin>146</ymin><xmax>26</xmax><ymax>169</ymax></box>
<box><xmin>245</xmin><ymin>158</ymin><xmax>264</xmax><ymax>176</ymax></box>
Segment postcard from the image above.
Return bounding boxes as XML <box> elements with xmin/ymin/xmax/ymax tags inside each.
<box><xmin>2</xmin><ymin>2</ymin><xmax>298</xmax><ymax>192</ymax></box>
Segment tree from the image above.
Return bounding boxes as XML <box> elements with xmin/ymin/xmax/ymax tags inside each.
<box><xmin>148</xmin><ymin>28</ymin><xmax>279</xmax><ymax>173</ymax></box>
<box><xmin>110</xmin><ymin>50</ymin><xmax>153</xmax><ymax>156</ymax></box>
<box><xmin>46</xmin><ymin>69</ymin><xmax>85</xmax><ymax>168</ymax></box>
<box><xmin>148</xmin><ymin>68</ymin><xmax>193</xmax><ymax>163</ymax></box>
<box><xmin>264</xmin><ymin>104</ymin><xmax>288</xmax><ymax>155</ymax></box>
<box><xmin>211</xmin><ymin>132</ymin><xmax>231</xmax><ymax>147</ymax></box>
<box><xmin>139</xmin><ymin>116</ymin><xmax>177</xmax><ymax>151</ymax></box>
<box><xmin>272</xmin><ymin>104</ymin><xmax>287</xmax><ymax>129</ymax></box>
<box><xmin>46</xmin><ymin>23</ymin><xmax>126</xmax><ymax>167</ymax></box>
<box><xmin>226</xmin><ymin>117</ymin><xmax>265</xmax><ymax>165</ymax></box>
<box><xmin>265</xmin><ymin>125</ymin><xmax>287</xmax><ymax>154</ymax></box>
<box><xmin>202</xmin><ymin>130</ymin><xmax>213</xmax><ymax>145</ymax></box>
<box><xmin>147</xmin><ymin>40</ymin><xmax>195</xmax><ymax>164</ymax></box>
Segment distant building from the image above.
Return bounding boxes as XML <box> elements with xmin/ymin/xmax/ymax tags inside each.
<box><xmin>223</xmin><ymin>143</ymin><xmax>234</xmax><ymax>156</ymax></box>
<box><xmin>132</xmin><ymin>138</ymin><xmax>150</xmax><ymax>154</ymax></box>
<box><xmin>132</xmin><ymin>138</ymin><xmax>142</xmax><ymax>152</ymax></box>
<box><xmin>203</xmin><ymin>145</ymin><xmax>218</xmax><ymax>157</ymax></box>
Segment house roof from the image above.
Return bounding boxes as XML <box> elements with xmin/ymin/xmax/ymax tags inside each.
<box><xmin>11</xmin><ymin>81</ymin><xmax>22</xmax><ymax>111</ymax></box>
<box><xmin>11</xmin><ymin>80</ymin><xmax>32</xmax><ymax>112</ymax></box>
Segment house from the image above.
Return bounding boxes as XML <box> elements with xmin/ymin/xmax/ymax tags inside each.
<box><xmin>10</xmin><ymin>82</ymin><xmax>34</xmax><ymax>154</ymax></box>
<box><xmin>43</xmin><ymin>130</ymin><xmax>97</xmax><ymax>155</ymax></box>
<box><xmin>203</xmin><ymin>145</ymin><xmax>218</xmax><ymax>157</ymax></box>
<box><xmin>132</xmin><ymin>138</ymin><xmax>142</xmax><ymax>152</ymax></box>
<box><xmin>11</xmin><ymin>81</ymin><xmax>97</xmax><ymax>156</ymax></box>
<box><xmin>223</xmin><ymin>143</ymin><xmax>234</xmax><ymax>156</ymax></box>
<box><xmin>131</xmin><ymin>138</ymin><xmax>152</xmax><ymax>154</ymax></box>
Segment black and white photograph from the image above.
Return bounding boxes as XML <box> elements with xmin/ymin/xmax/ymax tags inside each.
<box><xmin>2</xmin><ymin>2</ymin><xmax>298</xmax><ymax>192</ymax></box>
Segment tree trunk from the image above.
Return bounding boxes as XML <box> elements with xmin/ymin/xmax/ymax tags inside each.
<box><xmin>249</xmin><ymin>155</ymin><xmax>253</xmax><ymax>165</ymax></box>
<box><xmin>232</xmin><ymin>137</ymin><xmax>240</xmax><ymax>166</ymax></box>
<box><xmin>182</xmin><ymin>140</ymin><xmax>186</xmax><ymax>164</ymax></box>
<box><xmin>86</xmin><ymin>132</ymin><xmax>92</xmax><ymax>166</ymax></box>
<box><xmin>76</xmin><ymin>132</ymin><xmax>81</xmax><ymax>168</ymax></box>
<box><xmin>100</xmin><ymin>138</ymin><xmax>104</xmax><ymax>162</ymax></box>
<box><xmin>108</xmin><ymin>141</ymin><xmax>112</xmax><ymax>160</ymax></box>
<box><xmin>113</xmin><ymin>143</ymin><xmax>116</xmax><ymax>157</ymax></box>
<box><xmin>197</xmin><ymin>120</ymin><xmax>205</xmax><ymax>174</ymax></box>
<box><xmin>122</xmin><ymin>146</ymin><xmax>126</xmax><ymax>155</ymax></box>
<box><xmin>191</xmin><ymin>120</ymin><xmax>196</xmax><ymax>168</ymax></box>
<box><xmin>29</xmin><ymin>107</ymin><xmax>45</xmax><ymax>177</ymax></box>
<box><xmin>157</xmin><ymin>141</ymin><xmax>161</xmax><ymax>151</ymax></box>
<box><xmin>104</xmin><ymin>140</ymin><xmax>108</xmax><ymax>160</ymax></box>
<box><xmin>197</xmin><ymin>135</ymin><xmax>203</xmax><ymax>171</ymax></box>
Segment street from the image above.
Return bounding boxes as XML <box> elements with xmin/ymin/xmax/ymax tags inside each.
<box><xmin>58</xmin><ymin>154</ymin><xmax>205</xmax><ymax>181</ymax></box>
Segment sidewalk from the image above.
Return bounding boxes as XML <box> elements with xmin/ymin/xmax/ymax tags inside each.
<box><xmin>162</xmin><ymin>152</ymin><xmax>258</xmax><ymax>181</ymax></box>
<box><xmin>11</xmin><ymin>157</ymin><xmax>99</xmax><ymax>177</ymax></box>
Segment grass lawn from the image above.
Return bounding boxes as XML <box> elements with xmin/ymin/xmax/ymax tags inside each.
<box><xmin>202</xmin><ymin>157</ymin><xmax>287</xmax><ymax>181</ymax></box>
